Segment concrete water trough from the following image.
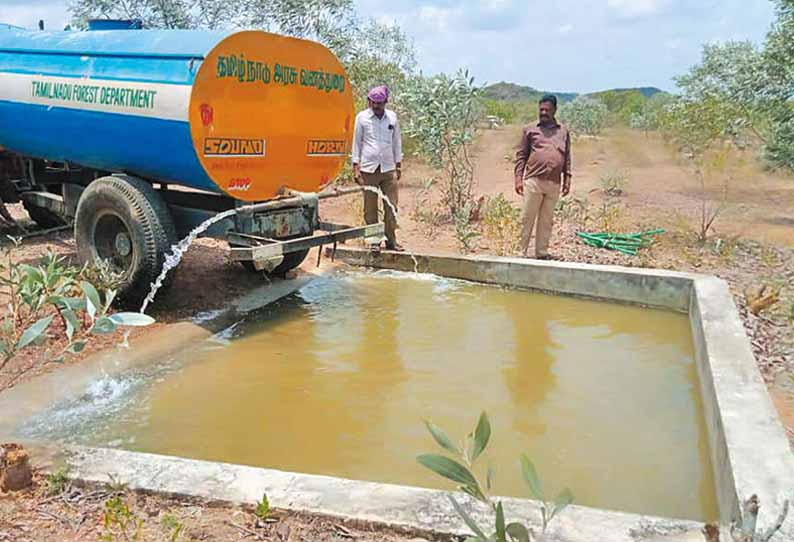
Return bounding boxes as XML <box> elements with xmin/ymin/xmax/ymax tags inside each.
<box><xmin>1</xmin><ymin>249</ymin><xmax>792</xmax><ymax>541</ymax></box>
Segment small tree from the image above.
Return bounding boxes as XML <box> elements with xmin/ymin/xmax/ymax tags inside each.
<box><xmin>674</xmin><ymin>41</ymin><xmax>767</xmax><ymax>149</ymax></box>
<box><xmin>669</xmin><ymin>3</ymin><xmax>794</xmax><ymax>170</ymax></box>
<box><xmin>658</xmin><ymin>98</ymin><xmax>748</xmax><ymax>243</ymax></box>
<box><xmin>628</xmin><ymin>93</ymin><xmax>674</xmax><ymax>135</ymax></box>
<box><xmin>559</xmin><ymin>97</ymin><xmax>608</xmax><ymax>137</ymax></box>
<box><xmin>401</xmin><ymin>70</ymin><xmax>482</xmax><ymax>218</ymax></box>
<box><xmin>759</xmin><ymin>0</ymin><xmax>794</xmax><ymax>169</ymax></box>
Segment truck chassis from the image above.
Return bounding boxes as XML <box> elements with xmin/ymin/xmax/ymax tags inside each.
<box><xmin>1</xmin><ymin>151</ymin><xmax>383</xmax><ymax>303</ymax></box>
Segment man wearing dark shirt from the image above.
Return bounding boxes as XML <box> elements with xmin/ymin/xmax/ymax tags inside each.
<box><xmin>513</xmin><ymin>94</ymin><xmax>572</xmax><ymax>259</ymax></box>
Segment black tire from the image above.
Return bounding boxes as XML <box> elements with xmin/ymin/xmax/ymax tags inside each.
<box><xmin>75</xmin><ymin>175</ymin><xmax>177</xmax><ymax>305</ymax></box>
<box><xmin>235</xmin><ymin>248</ymin><xmax>309</xmax><ymax>276</ymax></box>
<box><xmin>23</xmin><ymin>200</ymin><xmax>66</xmax><ymax>229</ymax></box>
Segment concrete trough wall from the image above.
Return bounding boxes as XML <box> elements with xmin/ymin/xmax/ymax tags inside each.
<box><xmin>334</xmin><ymin>250</ymin><xmax>696</xmax><ymax>312</ymax></box>
<box><xmin>65</xmin><ymin>446</ymin><xmax>702</xmax><ymax>542</ymax></box>
<box><xmin>3</xmin><ymin>249</ymin><xmax>793</xmax><ymax>541</ymax></box>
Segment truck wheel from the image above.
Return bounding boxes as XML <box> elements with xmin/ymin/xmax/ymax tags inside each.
<box><xmin>75</xmin><ymin>175</ymin><xmax>177</xmax><ymax>305</ymax></box>
<box><xmin>23</xmin><ymin>200</ymin><xmax>66</xmax><ymax>229</ymax></box>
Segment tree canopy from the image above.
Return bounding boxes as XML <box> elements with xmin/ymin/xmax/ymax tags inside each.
<box><xmin>660</xmin><ymin>0</ymin><xmax>794</xmax><ymax>168</ymax></box>
<box><xmin>68</xmin><ymin>0</ymin><xmax>416</xmax><ymax>103</ymax></box>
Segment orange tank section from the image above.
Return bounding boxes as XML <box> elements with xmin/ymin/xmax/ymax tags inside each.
<box><xmin>189</xmin><ymin>31</ymin><xmax>354</xmax><ymax>202</ymax></box>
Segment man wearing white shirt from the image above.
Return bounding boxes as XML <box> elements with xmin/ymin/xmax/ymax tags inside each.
<box><xmin>352</xmin><ymin>85</ymin><xmax>404</xmax><ymax>251</ymax></box>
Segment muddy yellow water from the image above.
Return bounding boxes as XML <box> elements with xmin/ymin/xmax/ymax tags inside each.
<box><xmin>79</xmin><ymin>271</ymin><xmax>717</xmax><ymax>520</ymax></box>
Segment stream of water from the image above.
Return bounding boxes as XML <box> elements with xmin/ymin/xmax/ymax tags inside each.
<box><xmin>138</xmin><ymin>209</ymin><xmax>238</xmax><ymax>314</ymax></box>
<box><xmin>359</xmin><ymin>185</ymin><xmax>420</xmax><ymax>272</ymax></box>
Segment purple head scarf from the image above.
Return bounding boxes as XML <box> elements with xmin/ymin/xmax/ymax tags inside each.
<box><xmin>367</xmin><ymin>85</ymin><xmax>389</xmax><ymax>103</ymax></box>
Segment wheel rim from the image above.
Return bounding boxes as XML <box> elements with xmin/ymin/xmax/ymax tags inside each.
<box><xmin>92</xmin><ymin>213</ymin><xmax>134</xmax><ymax>274</ymax></box>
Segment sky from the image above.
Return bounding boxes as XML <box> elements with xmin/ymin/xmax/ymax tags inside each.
<box><xmin>0</xmin><ymin>0</ymin><xmax>778</xmax><ymax>93</ymax></box>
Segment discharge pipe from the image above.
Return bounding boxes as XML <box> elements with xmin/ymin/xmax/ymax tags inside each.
<box><xmin>234</xmin><ymin>185</ymin><xmax>364</xmax><ymax>216</ymax></box>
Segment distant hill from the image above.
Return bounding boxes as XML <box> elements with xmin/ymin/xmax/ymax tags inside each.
<box><xmin>481</xmin><ymin>82</ymin><xmax>669</xmax><ymax>124</ymax></box>
<box><xmin>585</xmin><ymin>87</ymin><xmax>664</xmax><ymax>100</ymax></box>
<box><xmin>597</xmin><ymin>86</ymin><xmax>663</xmax><ymax>98</ymax></box>
<box><xmin>483</xmin><ymin>82</ymin><xmax>664</xmax><ymax>103</ymax></box>
<box><xmin>482</xmin><ymin>82</ymin><xmax>577</xmax><ymax>103</ymax></box>
<box><xmin>584</xmin><ymin>87</ymin><xmax>670</xmax><ymax>121</ymax></box>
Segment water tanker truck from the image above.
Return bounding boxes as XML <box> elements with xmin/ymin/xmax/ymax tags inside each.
<box><xmin>0</xmin><ymin>20</ymin><xmax>383</xmax><ymax>303</ymax></box>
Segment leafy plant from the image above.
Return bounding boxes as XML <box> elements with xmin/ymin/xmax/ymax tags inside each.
<box><xmin>418</xmin><ymin>412</ymin><xmax>573</xmax><ymax>541</ymax></box>
<box><xmin>518</xmin><ymin>456</ymin><xmax>573</xmax><ymax>533</ymax></box>
<box><xmin>79</xmin><ymin>257</ymin><xmax>127</xmax><ymax>293</ymax></box>
<box><xmin>0</xmin><ymin>240</ymin><xmax>155</xmax><ymax>383</ymax></box>
<box><xmin>255</xmin><ymin>493</ymin><xmax>271</xmax><ymax>520</ymax></box>
<box><xmin>161</xmin><ymin>513</ymin><xmax>185</xmax><ymax>542</ymax></box>
<box><xmin>106</xmin><ymin>473</ymin><xmax>130</xmax><ymax>495</ymax></box>
<box><xmin>760</xmin><ymin>243</ymin><xmax>782</xmax><ymax>269</ymax></box>
<box><xmin>45</xmin><ymin>466</ymin><xmax>69</xmax><ymax>496</ymax></box>
<box><xmin>453</xmin><ymin>203</ymin><xmax>481</xmax><ymax>254</ymax></box>
<box><xmin>594</xmin><ymin>198</ymin><xmax>623</xmax><ymax>234</ymax></box>
<box><xmin>554</xmin><ymin>196</ymin><xmax>590</xmax><ymax>229</ymax></box>
<box><xmin>482</xmin><ymin>194</ymin><xmax>521</xmax><ymax>256</ymax></box>
<box><xmin>713</xmin><ymin>235</ymin><xmax>741</xmax><ymax>263</ymax></box>
<box><xmin>590</xmin><ymin>88</ymin><xmax>648</xmax><ymax>124</ymax></box>
<box><xmin>100</xmin><ymin>495</ymin><xmax>144</xmax><ymax>542</ymax></box>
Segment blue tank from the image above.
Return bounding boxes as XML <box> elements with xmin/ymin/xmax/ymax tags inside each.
<box><xmin>0</xmin><ymin>24</ymin><xmax>225</xmax><ymax>192</ymax></box>
<box><xmin>0</xmin><ymin>24</ymin><xmax>354</xmax><ymax>202</ymax></box>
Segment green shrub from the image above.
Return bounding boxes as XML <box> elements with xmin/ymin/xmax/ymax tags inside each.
<box><xmin>0</xmin><ymin>239</ymin><xmax>155</xmax><ymax>379</ymax></box>
<box><xmin>46</xmin><ymin>467</ymin><xmax>69</xmax><ymax>496</ymax></box>
<box><xmin>482</xmin><ymin>194</ymin><xmax>521</xmax><ymax>256</ymax></box>
<box><xmin>100</xmin><ymin>496</ymin><xmax>144</xmax><ymax>542</ymax></box>
<box><xmin>453</xmin><ymin>203</ymin><xmax>481</xmax><ymax>254</ymax></box>
<box><xmin>559</xmin><ymin>97</ymin><xmax>608</xmax><ymax>136</ymax></box>
<box><xmin>255</xmin><ymin>494</ymin><xmax>271</xmax><ymax>520</ymax></box>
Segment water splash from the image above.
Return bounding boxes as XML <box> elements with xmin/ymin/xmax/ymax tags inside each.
<box><xmin>16</xmin><ymin>372</ymin><xmax>139</xmax><ymax>441</ymax></box>
<box><xmin>139</xmin><ymin>209</ymin><xmax>237</xmax><ymax>314</ymax></box>
<box><xmin>359</xmin><ymin>185</ymin><xmax>420</xmax><ymax>273</ymax></box>
<box><xmin>192</xmin><ymin>309</ymin><xmax>225</xmax><ymax>324</ymax></box>
<box><xmin>207</xmin><ymin>322</ymin><xmax>240</xmax><ymax>346</ymax></box>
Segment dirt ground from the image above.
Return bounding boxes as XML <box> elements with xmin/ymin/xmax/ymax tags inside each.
<box><xmin>1</xmin><ymin>124</ymin><xmax>793</xmax><ymax>540</ymax></box>
<box><xmin>0</xmin><ymin>471</ymin><xmax>429</xmax><ymax>542</ymax></box>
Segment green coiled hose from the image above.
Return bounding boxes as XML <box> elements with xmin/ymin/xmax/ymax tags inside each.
<box><xmin>576</xmin><ymin>229</ymin><xmax>665</xmax><ymax>256</ymax></box>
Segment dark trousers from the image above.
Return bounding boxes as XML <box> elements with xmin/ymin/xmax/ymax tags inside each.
<box><xmin>361</xmin><ymin>168</ymin><xmax>398</xmax><ymax>245</ymax></box>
